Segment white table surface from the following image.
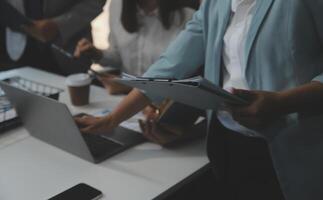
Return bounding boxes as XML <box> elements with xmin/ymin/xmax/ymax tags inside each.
<box><xmin>0</xmin><ymin>67</ymin><xmax>208</xmax><ymax>200</ymax></box>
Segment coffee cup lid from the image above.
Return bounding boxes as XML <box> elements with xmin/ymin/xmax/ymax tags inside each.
<box><xmin>66</xmin><ymin>73</ymin><xmax>92</xmax><ymax>87</ymax></box>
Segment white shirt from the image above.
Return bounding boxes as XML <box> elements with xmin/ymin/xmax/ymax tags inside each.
<box><xmin>100</xmin><ymin>0</ymin><xmax>195</xmax><ymax>76</ymax></box>
<box><xmin>217</xmin><ymin>0</ymin><xmax>259</xmax><ymax>137</ymax></box>
<box><xmin>5</xmin><ymin>0</ymin><xmax>27</xmax><ymax>61</ymax></box>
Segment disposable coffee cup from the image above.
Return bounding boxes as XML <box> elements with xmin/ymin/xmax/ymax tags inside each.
<box><xmin>66</xmin><ymin>73</ymin><xmax>92</xmax><ymax>106</ymax></box>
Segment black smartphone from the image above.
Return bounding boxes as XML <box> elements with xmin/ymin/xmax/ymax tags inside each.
<box><xmin>48</xmin><ymin>183</ymin><xmax>103</xmax><ymax>200</ymax></box>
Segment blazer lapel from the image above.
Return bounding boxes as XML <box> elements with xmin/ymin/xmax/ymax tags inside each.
<box><xmin>217</xmin><ymin>0</ymin><xmax>233</xmax><ymax>36</ymax></box>
<box><xmin>212</xmin><ymin>0</ymin><xmax>231</xmax><ymax>85</ymax></box>
<box><xmin>244</xmin><ymin>0</ymin><xmax>274</xmax><ymax>70</ymax></box>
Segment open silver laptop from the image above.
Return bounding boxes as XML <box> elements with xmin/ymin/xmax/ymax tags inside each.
<box><xmin>0</xmin><ymin>81</ymin><xmax>145</xmax><ymax>163</ymax></box>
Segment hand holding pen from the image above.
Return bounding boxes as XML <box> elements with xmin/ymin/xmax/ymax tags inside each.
<box><xmin>74</xmin><ymin>38</ymin><xmax>103</xmax><ymax>62</ymax></box>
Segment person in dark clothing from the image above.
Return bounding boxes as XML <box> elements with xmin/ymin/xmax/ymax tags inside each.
<box><xmin>0</xmin><ymin>0</ymin><xmax>105</xmax><ymax>75</ymax></box>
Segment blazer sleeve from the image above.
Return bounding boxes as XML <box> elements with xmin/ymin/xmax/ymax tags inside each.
<box><xmin>52</xmin><ymin>0</ymin><xmax>106</xmax><ymax>43</ymax></box>
<box><xmin>305</xmin><ymin>0</ymin><xmax>323</xmax><ymax>83</ymax></box>
<box><xmin>142</xmin><ymin>1</ymin><xmax>206</xmax><ymax>80</ymax></box>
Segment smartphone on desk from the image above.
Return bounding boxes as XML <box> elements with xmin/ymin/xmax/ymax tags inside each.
<box><xmin>48</xmin><ymin>183</ymin><xmax>103</xmax><ymax>200</ymax></box>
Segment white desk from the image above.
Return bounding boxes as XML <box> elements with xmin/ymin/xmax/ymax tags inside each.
<box><xmin>0</xmin><ymin>67</ymin><xmax>208</xmax><ymax>200</ymax></box>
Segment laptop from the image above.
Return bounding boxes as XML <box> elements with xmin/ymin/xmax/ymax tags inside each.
<box><xmin>0</xmin><ymin>81</ymin><xmax>146</xmax><ymax>163</ymax></box>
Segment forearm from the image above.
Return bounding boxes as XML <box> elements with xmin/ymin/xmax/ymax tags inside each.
<box><xmin>278</xmin><ymin>81</ymin><xmax>323</xmax><ymax>115</ymax></box>
<box><xmin>109</xmin><ymin>89</ymin><xmax>151</xmax><ymax>125</ymax></box>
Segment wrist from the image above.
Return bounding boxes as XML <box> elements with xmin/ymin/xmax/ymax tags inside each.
<box><xmin>105</xmin><ymin>113</ymin><xmax>120</xmax><ymax>128</ymax></box>
<box><xmin>275</xmin><ymin>90</ymin><xmax>297</xmax><ymax>115</ymax></box>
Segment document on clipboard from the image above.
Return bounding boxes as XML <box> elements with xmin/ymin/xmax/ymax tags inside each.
<box><xmin>115</xmin><ymin>74</ymin><xmax>249</xmax><ymax>110</ymax></box>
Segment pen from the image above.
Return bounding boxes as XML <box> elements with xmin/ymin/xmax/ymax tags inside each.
<box><xmin>51</xmin><ymin>44</ymin><xmax>74</xmax><ymax>59</ymax></box>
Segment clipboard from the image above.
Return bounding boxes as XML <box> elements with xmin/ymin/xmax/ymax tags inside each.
<box><xmin>115</xmin><ymin>75</ymin><xmax>248</xmax><ymax>110</ymax></box>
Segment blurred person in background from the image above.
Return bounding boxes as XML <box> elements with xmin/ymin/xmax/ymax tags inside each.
<box><xmin>1</xmin><ymin>0</ymin><xmax>105</xmax><ymax>75</ymax></box>
<box><xmin>0</xmin><ymin>3</ymin><xmax>12</xmax><ymax>70</ymax></box>
<box><xmin>0</xmin><ymin>27</ymin><xmax>9</xmax><ymax>69</ymax></box>
<box><xmin>74</xmin><ymin>0</ymin><xmax>198</xmax><ymax>93</ymax></box>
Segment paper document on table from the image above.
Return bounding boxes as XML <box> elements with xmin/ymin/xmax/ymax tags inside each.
<box><xmin>93</xmin><ymin>108</ymin><xmax>111</xmax><ymax>117</ymax></box>
<box><xmin>93</xmin><ymin>108</ymin><xmax>142</xmax><ymax>132</ymax></box>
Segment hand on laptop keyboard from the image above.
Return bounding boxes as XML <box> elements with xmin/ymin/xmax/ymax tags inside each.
<box><xmin>74</xmin><ymin>114</ymin><xmax>117</xmax><ymax>135</ymax></box>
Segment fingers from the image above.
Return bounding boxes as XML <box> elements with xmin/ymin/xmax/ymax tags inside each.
<box><xmin>229</xmin><ymin>89</ymin><xmax>261</xmax><ymax>117</ymax></box>
<box><xmin>74</xmin><ymin>43</ymin><xmax>92</xmax><ymax>58</ymax></box>
<box><xmin>232</xmin><ymin>88</ymin><xmax>257</xmax><ymax>102</ymax></box>
<box><xmin>143</xmin><ymin>105</ymin><xmax>159</xmax><ymax>120</ymax></box>
<box><xmin>75</xmin><ymin>116</ymin><xmax>103</xmax><ymax>134</ymax></box>
<box><xmin>100</xmin><ymin>74</ymin><xmax>117</xmax><ymax>79</ymax></box>
<box><xmin>147</xmin><ymin>120</ymin><xmax>169</xmax><ymax>145</ymax></box>
<box><xmin>139</xmin><ymin>119</ymin><xmax>178</xmax><ymax>145</ymax></box>
<box><xmin>80</xmin><ymin>124</ymin><xmax>99</xmax><ymax>134</ymax></box>
<box><xmin>227</xmin><ymin>89</ymin><xmax>256</xmax><ymax>111</ymax></box>
<box><xmin>74</xmin><ymin>116</ymin><xmax>89</xmax><ymax>126</ymax></box>
<box><xmin>97</xmin><ymin>74</ymin><xmax>115</xmax><ymax>83</ymax></box>
<box><xmin>79</xmin><ymin>119</ymin><xmax>108</xmax><ymax>135</ymax></box>
<box><xmin>98</xmin><ymin>77</ymin><xmax>114</xmax><ymax>89</ymax></box>
<box><xmin>74</xmin><ymin>38</ymin><xmax>93</xmax><ymax>58</ymax></box>
<box><xmin>78</xmin><ymin>38</ymin><xmax>90</xmax><ymax>46</ymax></box>
<box><xmin>139</xmin><ymin>119</ymin><xmax>158</xmax><ymax>143</ymax></box>
<box><xmin>74</xmin><ymin>47</ymin><xmax>81</xmax><ymax>58</ymax></box>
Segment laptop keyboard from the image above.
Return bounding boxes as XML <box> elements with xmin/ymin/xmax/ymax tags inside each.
<box><xmin>82</xmin><ymin>134</ymin><xmax>124</xmax><ymax>159</ymax></box>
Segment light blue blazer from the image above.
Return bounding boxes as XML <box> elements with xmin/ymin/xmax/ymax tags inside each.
<box><xmin>143</xmin><ymin>0</ymin><xmax>323</xmax><ymax>199</ymax></box>
<box><xmin>144</xmin><ymin>0</ymin><xmax>323</xmax><ymax>99</ymax></box>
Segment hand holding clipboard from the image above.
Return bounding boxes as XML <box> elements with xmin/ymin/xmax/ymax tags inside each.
<box><xmin>115</xmin><ymin>75</ymin><xmax>249</xmax><ymax>111</ymax></box>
